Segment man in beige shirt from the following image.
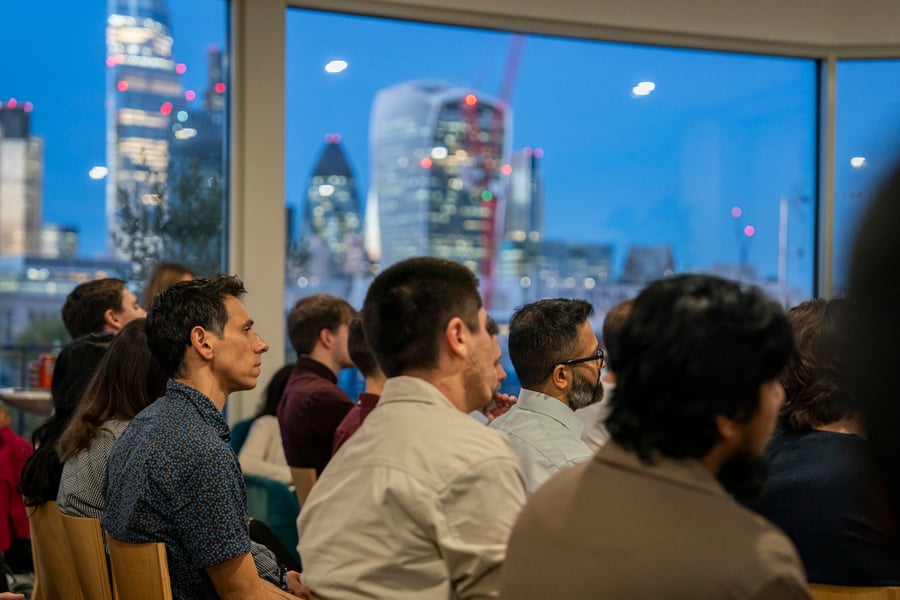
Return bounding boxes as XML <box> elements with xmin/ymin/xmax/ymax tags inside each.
<box><xmin>297</xmin><ymin>257</ymin><xmax>527</xmax><ymax>600</ymax></box>
<box><xmin>500</xmin><ymin>274</ymin><xmax>809</xmax><ymax>600</ymax></box>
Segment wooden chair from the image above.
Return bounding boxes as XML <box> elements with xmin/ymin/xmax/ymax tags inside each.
<box><xmin>59</xmin><ymin>514</ymin><xmax>114</xmax><ymax>600</ymax></box>
<box><xmin>290</xmin><ymin>466</ymin><xmax>318</xmax><ymax>507</ymax></box>
<box><xmin>27</xmin><ymin>501</ymin><xmax>84</xmax><ymax>600</ymax></box>
<box><xmin>106</xmin><ymin>537</ymin><xmax>173</xmax><ymax>600</ymax></box>
<box><xmin>809</xmin><ymin>583</ymin><xmax>900</xmax><ymax>599</ymax></box>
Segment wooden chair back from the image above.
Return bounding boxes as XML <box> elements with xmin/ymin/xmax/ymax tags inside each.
<box><xmin>59</xmin><ymin>513</ymin><xmax>114</xmax><ymax>600</ymax></box>
<box><xmin>107</xmin><ymin>537</ymin><xmax>173</xmax><ymax>600</ymax></box>
<box><xmin>290</xmin><ymin>466</ymin><xmax>318</xmax><ymax>507</ymax></box>
<box><xmin>27</xmin><ymin>501</ymin><xmax>84</xmax><ymax>600</ymax></box>
<box><xmin>809</xmin><ymin>583</ymin><xmax>900</xmax><ymax>599</ymax></box>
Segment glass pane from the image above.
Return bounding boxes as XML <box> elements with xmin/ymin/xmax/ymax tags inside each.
<box><xmin>285</xmin><ymin>9</ymin><xmax>817</xmax><ymax>391</ymax></box>
<box><xmin>834</xmin><ymin>60</ymin><xmax>900</xmax><ymax>294</ymax></box>
<box><xmin>0</xmin><ymin>1</ymin><xmax>227</xmax><ymax>428</ymax></box>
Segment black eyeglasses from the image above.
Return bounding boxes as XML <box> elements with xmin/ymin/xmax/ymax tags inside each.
<box><xmin>555</xmin><ymin>347</ymin><xmax>605</xmax><ymax>368</ymax></box>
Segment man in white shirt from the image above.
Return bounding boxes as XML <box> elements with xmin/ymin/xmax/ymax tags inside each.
<box><xmin>296</xmin><ymin>257</ymin><xmax>527</xmax><ymax>600</ymax></box>
<box><xmin>490</xmin><ymin>299</ymin><xmax>601</xmax><ymax>494</ymax></box>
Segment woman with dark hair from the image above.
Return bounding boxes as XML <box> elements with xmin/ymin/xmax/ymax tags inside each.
<box><xmin>238</xmin><ymin>364</ymin><xmax>294</xmax><ymax>484</ymax></box>
<box><xmin>19</xmin><ymin>334</ymin><xmax>111</xmax><ymax>506</ymax></box>
<box><xmin>747</xmin><ymin>299</ymin><xmax>900</xmax><ymax>585</ymax></box>
<box><xmin>56</xmin><ymin>318</ymin><xmax>167</xmax><ymax>518</ymax></box>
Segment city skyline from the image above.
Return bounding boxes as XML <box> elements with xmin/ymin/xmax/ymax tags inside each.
<box><xmin>9</xmin><ymin>2</ymin><xmax>899</xmax><ymax>296</ymax></box>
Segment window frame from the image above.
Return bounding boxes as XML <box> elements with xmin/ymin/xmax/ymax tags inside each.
<box><xmin>228</xmin><ymin>0</ymin><xmax>900</xmax><ymax>419</ymax></box>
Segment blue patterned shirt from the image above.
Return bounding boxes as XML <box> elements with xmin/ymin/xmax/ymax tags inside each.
<box><xmin>102</xmin><ymin>380</ymin><xmax>285</xmax><ymax>599</ymax></box>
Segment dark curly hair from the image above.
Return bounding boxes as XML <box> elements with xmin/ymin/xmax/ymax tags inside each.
<box><xmin>606</xmin><ymin>274</ymin><xmax>793</xmax><ymax>462</ymax></box>
<box><xmin>779</xmin><ymin>299</ymin><xmax>851</xmax><ymax>431</ymax></box>
<box><xmin>146</xmin><ymin>275</ymin><xmax>246</xmax><ymax>377</ymax></box>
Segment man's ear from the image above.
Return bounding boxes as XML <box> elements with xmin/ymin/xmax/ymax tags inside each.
<box><xmin>549</xmin><ymin>364</ymin><xmax>569</xmax><ymax>392</ymax></box>
<box><xmin>444</xmin><ymin>316</ymin><xmax>467</xmax><ymax>359</ymax></box>
<box><xmin>318</xmin><ymin>328</ymin><xmax>333</xmax><ymax>350</ymax></box>
<box><xmin>714</xmin><ymin>414</ymin><xmax>741</xmax><ymax>445</ymax></box>
<box><xmin>190</xmin><ymin>326</ymin><xmax>215</xmax><ymax>360</ymax></box>
<box><xmin>103</xmin><ymin>308</ymin><xmax>121</xmax><ymax>331</ymax></box>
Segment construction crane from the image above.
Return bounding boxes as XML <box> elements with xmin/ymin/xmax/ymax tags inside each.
<box><xmin>460</xmin><ymin>33</ymin><xmax>524</xmax><ymax>308</ymax></box>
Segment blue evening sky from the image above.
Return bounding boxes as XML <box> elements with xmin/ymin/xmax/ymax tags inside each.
<box><xmin>3</xmin><ymin>2</ymin><xmax>898</xmax><ymax>293</ymax></box>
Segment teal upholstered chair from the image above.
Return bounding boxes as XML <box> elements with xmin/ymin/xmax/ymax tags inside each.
<box><xmin>229</xmin><ymin>417</ymin><xmax>254</xmax><ymax>454</ymax></box>
<box><xmin>244</xmin><ymin>475</ymin><xmax>301</xmax><ymax>564</ymax></box>
<box><xmin>228</xmin><ymin>417</ymin><xmax>300</xmax><ymax>563</ymax></box>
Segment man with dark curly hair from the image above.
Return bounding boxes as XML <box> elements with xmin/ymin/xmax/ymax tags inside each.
<box><xmin>500</xmin><ymin>274</ymin><xmax>808</xmax><ymax>600</ymax></box>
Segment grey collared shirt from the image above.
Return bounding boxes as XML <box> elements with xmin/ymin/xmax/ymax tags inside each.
<box><xmin>489</xmin><ymin>388</ymin><xmax>593</xmax><ymax>494</ymax></box>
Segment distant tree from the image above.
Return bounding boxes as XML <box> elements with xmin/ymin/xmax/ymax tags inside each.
<box><xmin>163</xmin><ymin>158</ymin><xmax>225</xmax><ymax>276</ymax></box>
<box><xmin>112</xmin><ymin>158</ymin><xmax>225</xmax><ymax>280</ymax></box>
<box><xmin>14</xmin><ymin>316</ymin><xmax>69</xmax><ymax>347</ymax></box>
<box><xmin>111</xmin><ymin>175</ymin><xmax>167</xmax><ymax>282</ymax></box>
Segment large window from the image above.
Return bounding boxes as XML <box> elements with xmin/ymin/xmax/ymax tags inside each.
<box><xmin>0</xmin><ymin>1</ymin><xmax>227</xmax><ymax>426</ymax></box>
<box><xmin>833</xmin><ymin>60</ymin><xmax>900</xmax><ymax>293</ymax></box>
<box><xmin>284</xmin><ymin>10</ymin><xmax>817</xmax><ymax>321</ymax></box>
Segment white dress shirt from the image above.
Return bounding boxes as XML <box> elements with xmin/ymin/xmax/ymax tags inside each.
<box><xmin>490</xmin><ymin>388</ymin><xmax>593</xmax><ymax>494</ymax></box>
<box><xmin>237</xmin><ymin>415</ymin><xmax>292</xmax><ymax>484</ymax></box>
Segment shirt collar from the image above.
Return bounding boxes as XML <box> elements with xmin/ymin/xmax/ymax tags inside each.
<box><xmin>517</xmin><ymin>388</ymin><xmax>586</xmax><ymax>437</ymax></box>
<box><xmin>378</xmin><ymin>376</ymin><xmax>458</xmax><ymax>411</ymax></box>
<box><xmin>596</xmin><ymin>441</ymin><xmax>727</xmax><ymax>499</ymax></box>
<box><xmin>357</xmin><ymin>392</ymin><xmax>380</xmax><ymax>410</ymax></box>
<box><xmin>166</xmin><ymin>379</ymin><xmax>231</xmax><ymax>441</ymax></box>
<box><xmin>295</xmin><ymin>356</ymin><xmax>338</xmax><ymax>383</ymax></box>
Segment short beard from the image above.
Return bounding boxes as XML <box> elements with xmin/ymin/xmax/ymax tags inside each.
<box><xmin>717</xmin><ymin>450</ymin><xmax>770</xmax><ymax>502</ymax></box>
<box><xmin>569</xmin><ymin>371</ymin><xmax>603</xmax><ymax>411</ymax></box>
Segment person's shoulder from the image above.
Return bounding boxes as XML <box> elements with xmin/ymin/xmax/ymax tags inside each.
<box><xmin>448</xmin><ymin>410</ymin><xmax>522</xmax><ymax>463</ymax></box>
<box><xmin>723</xmin><ymin>496</ymin><xmax>805</xmax><ymax>569</ymax></box>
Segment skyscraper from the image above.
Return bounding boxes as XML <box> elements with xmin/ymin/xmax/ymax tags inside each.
<box><xmin>301</xmin><ymin>134</ymin><xmax>363</xmax><ymax>276</ymax></box>
<box><xmin>0</xmin><ymin>102</ymin><xmax>43</xmax><ymax>257</ymax></box>
<box><xmin>504</xmin><ymin>147</ymin><xmax>544</xmax><ymax>244</ymax></box>
<box><xmin>105</xmin><ymin>0</ymin><xmax>180</xmax><ymax>247</ymax></box>
<box><xmin>370</xmin><ymin>81</ymin><xmax>512</xmax><ymax>273</ymax></box>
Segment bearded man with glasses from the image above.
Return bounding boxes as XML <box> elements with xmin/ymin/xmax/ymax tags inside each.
<box><xmin>489</xmin><ymin>298</ymin><xmax>602</xmax><ymax>494</ymax></box>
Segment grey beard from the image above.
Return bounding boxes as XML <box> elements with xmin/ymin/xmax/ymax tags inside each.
<box><xmin>570</xmin><ymin>372</ymin><xmax>603</xmax><ymax>410</ymax></box>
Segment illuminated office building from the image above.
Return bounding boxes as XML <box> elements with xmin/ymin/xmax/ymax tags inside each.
<box><xmin>370</xmin><ymin>81</ymin><xmax>512</xmax><ymax>273</ymax></box>
<box><xmin>0</xmin><ymin>103</ymin><xmax>43</xmax><ymax>257</ymax></box>
<box><xmin>105</xmin><ymin>0</ymin><xmax>181</xmax><ymax>245</ymax></box>
<box><xmin>168</xmin><ymin>47</ymin><xmax>226</xmax><ymax>180</ymax></box>
<box><xmin>504</xmin><ymin>147</ymin><xmax>544</xmax><ymax>244</ymax></box>
<box><xmin>301</xmin><ymin>135</ymin><xmax>363</xmax><ymax>276</ymax></box>
<box><xmin>40</xmin><ymin>225</ymin><xmax>78</xmax><ymax>259</ymax></box>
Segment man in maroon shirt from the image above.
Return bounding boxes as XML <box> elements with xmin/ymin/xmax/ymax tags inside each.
<box><xmin>278</xmin><ymin>294</ymin><xmax>355</xmax><ymax>483</ymax></box>
<box><xmin>332</xmin><ymin>317</ymin><xmax>386</xmax><ymax>456</ymax></box>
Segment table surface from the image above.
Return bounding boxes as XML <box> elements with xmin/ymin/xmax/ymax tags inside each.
<box><xmin>0</xmin><ymin>387</ymin><xmax>53</xmax><ymax>416</ymax></box>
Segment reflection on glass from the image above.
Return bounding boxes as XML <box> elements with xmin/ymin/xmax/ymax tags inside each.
<box><xmin>285</xmin><ymin>9</ymin><xmax>817</xmax><ymax>324</ymax></box>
